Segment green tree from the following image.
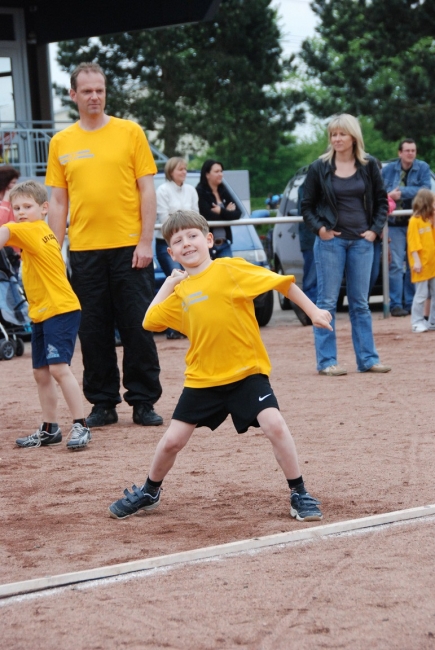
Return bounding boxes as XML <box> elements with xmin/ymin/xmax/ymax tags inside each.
<box><xmin>55</xmin><ymin>0</ymin><xmax>303</xmax><ymax>162</ymax></box>
<box><xmin>300</xmin><ymin>0</ymin><xmax>435</xmax><ymax>165</ymax></box>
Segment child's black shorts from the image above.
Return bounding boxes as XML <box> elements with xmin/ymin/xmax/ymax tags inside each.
<box><xmin>172</xmin><ymin>373</ymin><xmax>279</xmax><ymax>433</ymax></box>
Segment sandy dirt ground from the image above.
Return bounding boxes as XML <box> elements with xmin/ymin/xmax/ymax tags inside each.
<box><xmin>1</xmin><ymin>304</ymin><xmax>435</xmax><ymax>648</ymax></box>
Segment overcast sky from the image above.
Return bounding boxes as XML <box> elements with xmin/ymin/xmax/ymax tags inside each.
<box><xmin>272</xmin><ymin>0</ymin><xmax>318</xmax><ymax>56</ymax></box>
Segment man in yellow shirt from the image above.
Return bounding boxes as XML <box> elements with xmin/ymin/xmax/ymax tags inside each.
<box><xmin>46</xmin><ymin>62</ymin><xmax>162</xmax><ymax>428</ymax></box>
<box><xmin>0</xmin><ymin>180</ymin><xmax>90</xmax><ymax>450</ymax></box>
<box><xmin>109</xmin><ymin>210</ymin><xmax>333</xmax><ymax>522</ymax></box>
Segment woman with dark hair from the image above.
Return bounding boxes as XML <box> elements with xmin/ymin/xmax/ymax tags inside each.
<box><xmin>0</xmin><ymin>166</ymin><xmax>20</xmax><ymax>227</ymax></box>
<box><xmin>196</xmin><ymin>159</ymin><xmax>241</xmax><ymax>259</ymax></box>
<box><xmin>301</xmin><ymin>114</ymin><xmax>391</xmax><ymax>376</ymax></box>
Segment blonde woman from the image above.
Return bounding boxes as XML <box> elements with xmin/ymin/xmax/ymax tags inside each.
<box><xmin>301</xmin><ymin>114</ymin><xmax>391</xmax><ymax>375</ymax></box>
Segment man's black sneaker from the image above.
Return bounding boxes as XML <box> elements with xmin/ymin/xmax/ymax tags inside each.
<box><xmin>132</xmin><ymin>404</ymin><xmax>163</xmax><ymax>426</ymax></box>
<box><xmin>109</xmin><ymin>484</ymin><xmax>161</xmax><ymax>519</ymax></box>
<box><xmin>86</xmin><ymin>405</ymin><xmax>118</xmax><ymax>427</ymax></box>
<box><xmin>290</xmin><ymin>490</ymin><xmax>322</xmax><ymax>522</ymax></box>
<box><xmin>16</xmin><ymin>425</ymin><xmax>62</xmax><ymax>449</ymax></box>
<box><xmin>391</xmin><ymin>306</ymin><xmax>409</xmax><ymax>317</ymax></box>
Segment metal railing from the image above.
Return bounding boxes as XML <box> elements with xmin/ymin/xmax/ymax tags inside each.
<box><xmin>0</xmin><ymin>120</ymin><xmax>168</xmax><ymax>176</ymax></box>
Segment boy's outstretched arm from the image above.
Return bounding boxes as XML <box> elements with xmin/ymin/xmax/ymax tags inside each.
<box><xmin>0</xmin><ymin>226</ymin><xmax>10</xmax><ymax>250</ymax></box>
<box><xmin>149</xmin><ymin>268</ymin><xmax>188</xmax><ymax>308</ymax></box>
<box><xmin>287</xmin><ymin>283</ymin><xmax>333</xmax><ymax>330</ymax></box>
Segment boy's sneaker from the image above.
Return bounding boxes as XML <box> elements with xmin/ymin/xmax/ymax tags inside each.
<box><xmin>16</xmin><ymin>425</ymin><xmax>62</xmax><ymax>449</ymax></box>
<box><xmin>86</xmin><ymin>405</ymin><xmax>118</xmax><ymax>427</ymax></box>
<box><xmin>109</xmin><ymin>484</ymin><xmax>161</xmax><ymax>519</ymax></box>
<box><xmin>290</xmin><ymin>490</ymin><xmax>322</xmax><ymax>522</ymax></box>
<box><xmin>66</xmin><ymin>423</ymin><xmax>92</xmax><ymax>450</ymax></box>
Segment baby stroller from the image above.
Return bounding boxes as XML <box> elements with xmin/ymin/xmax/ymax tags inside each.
<box><xmin>0</xmin><ymin>248</ymin><xmax>31</xmax><ymax>360</ymax></box>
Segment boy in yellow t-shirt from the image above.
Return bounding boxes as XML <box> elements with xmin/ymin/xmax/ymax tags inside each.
<box><xmin>109</xmin><ymin>210</ymin><xmax>333</xmax><ymax>523</ymax></box>
<box><xmin>0</xmin><ymin>180</ymin><xmax>91</xmax><ymax>450</ymax></box>
<box><xmin>407</xmin><ymin>188</ymin><xmax>435</xmax><ymax>333</ymax></box>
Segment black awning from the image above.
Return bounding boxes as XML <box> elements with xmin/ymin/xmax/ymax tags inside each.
<box><xmin>7</xmin><ymin>0</ymin><xmax>222</xmax><ymax>43</ymax></box>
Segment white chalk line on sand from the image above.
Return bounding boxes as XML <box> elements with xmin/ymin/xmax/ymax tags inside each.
<box><xmin>1</xmin><ymin>504</ymin><xmax>434</xmax><ymax>604</ymax></box>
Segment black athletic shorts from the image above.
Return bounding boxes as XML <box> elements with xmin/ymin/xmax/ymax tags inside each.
<box><xmin>172</xmin><ymin>373</ymin><xmax>279</xmax><ymax>433</ymax></box>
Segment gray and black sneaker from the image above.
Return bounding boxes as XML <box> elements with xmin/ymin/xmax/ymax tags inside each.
<box><xmin>66</xmin><ymin>423</ymin><xmax>92</xmax><ymax>450</ymax></box>
<box><xmin>109</xmin><ymin>484</ymin><xmax>161</xmax><ymax>519</ymax></box>
<box><xmin>290</xmin><ymin>490</ymin><xmax>322</xmax><ymax>522</ymax></box>
<box><xmin>86</xmin><ymin>405</ymin><xmax>118</xmax><ymax>427</ymax></box>
<box><xmin>16</xmin><ymin>425</ymin><xmax>62</xmax><ymax>449</ymax></box>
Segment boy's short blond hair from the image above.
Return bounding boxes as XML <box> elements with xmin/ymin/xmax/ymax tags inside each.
<box><xmin>162</xmin><ymin>210</ymin><xmax>209</xmax><ymax>244</ymax></box>
<box><xmin>9</xmin><ymin>180</ymin><xmax>48</xmax><ymax>205</ymax></box>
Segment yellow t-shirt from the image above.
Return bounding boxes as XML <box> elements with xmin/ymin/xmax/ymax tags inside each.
<box><xmin>144</xmin><ymin>258</ymin><xmax>295</xmax><ymax>388</ymax></box>
<box><xmin>407</xmin><ymin>215</ymin><xmax>435</xmax><ymax>283</ymax></box>
<box><xmin>45</xmin><ymin>117</ymin><xmax>157</xmax><ymax>251</ymax></box>
<box><xmin>4</xmin><ymin>221</ymin><xmax>80</xmax><ymax>322</ymax></box>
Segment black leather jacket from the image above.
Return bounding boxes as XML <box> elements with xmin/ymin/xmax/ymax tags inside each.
<box><xmin>301</xmin><ymin>155</ymin><xmax>388</xmax><ymax>237</ymax></box>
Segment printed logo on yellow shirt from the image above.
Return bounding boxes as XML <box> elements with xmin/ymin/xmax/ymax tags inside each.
<box><xmin>59</xmin><ymin>150</ymin><xmax>94</xmax><ymax>165</ymax></box>
<box><xmin>42</xmin><ymin>233</ymin><xmax>57</xmax><ymax>244</ymax></box>
<box><xmin>182</xmin><ymin>291</ymin><xmax>209</xmax><ymax>311</ymax></box>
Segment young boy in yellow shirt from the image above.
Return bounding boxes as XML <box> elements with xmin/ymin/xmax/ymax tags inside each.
<box><xmin>109</xmin><ymin>210</ymin><xmax>332</xmax><ymax>522</ymax></box>
<box><xmin>0</xmin><ymin>180</ymin><xmax>91</xmax><ymax>450</ymax></box>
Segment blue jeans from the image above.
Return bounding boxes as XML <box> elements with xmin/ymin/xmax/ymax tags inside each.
<box><xmin>388</xmin><ymin>226</ymin><xmax>414</xmax><ymax>311</ymax></box>
<box><xmin>156</xmin><ymin>238</ymin><xmax>181</xmax><ymax>276</ymax></box>
<box><xmin>368</xmin><ymin>238</ymin><xmax>382</xmax><ymax>297</ymax></box>
<box><xmin>314</xmin><ymin>237</ymin><xmax>379</xmax><ymax>372</ymax></box>
<box><xmin>302</xmin><ymin>249</ymin><xmax>317</xmax><ymax>304</ymax></box>
<box><xmin>210</xmin><ymin>239</ymin><xmax>232</xmax><ymax>260</ymax></box>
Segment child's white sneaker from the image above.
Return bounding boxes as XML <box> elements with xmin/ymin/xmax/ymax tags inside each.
<box><xmin>412</xmin><ymin>323</ymin><xmax>428</xmax><ymax>333</ymax></box>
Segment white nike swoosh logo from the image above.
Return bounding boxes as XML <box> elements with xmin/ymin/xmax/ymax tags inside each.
<box><xmin>259</xmin><ymin>394</ymin><xmax>272</xmax><ymax>401</ymax></box>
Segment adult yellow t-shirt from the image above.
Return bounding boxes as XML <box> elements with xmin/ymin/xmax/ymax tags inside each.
<box><xmin>4</xmin><ymin>221</ymin><xmax>80</xmax><ymax>322</ymax></box>
<box><xmin>45</xmin><ymin>117</ymin><xmax>157</xmax><ymax>251</ymax></box>
<box><xmin>144</xmin><ymin>257</ymin><xmax>295</xmax><ymax>388</ymax></box>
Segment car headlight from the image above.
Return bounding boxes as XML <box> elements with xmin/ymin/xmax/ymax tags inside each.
<box><xmin>232</xmin><ymin>249</ymin><xmax>267</xmax><ymax>264</ymax></box>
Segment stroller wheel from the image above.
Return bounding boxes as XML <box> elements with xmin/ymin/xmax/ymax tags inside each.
<box><xmin>0</xmin><ymin>339</ymin><xmax>15</xmax><ymax>360</ymax></box>
<box><xmin>15</xmin><ymin>338</ymin><xmax>25</xmax><ymax>357</ymax></box>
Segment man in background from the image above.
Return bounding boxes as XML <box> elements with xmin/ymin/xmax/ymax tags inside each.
<box><xmin>382</xmin><ymin>139</ymin><xmax>431</xmax><ymax>316</ymax></box>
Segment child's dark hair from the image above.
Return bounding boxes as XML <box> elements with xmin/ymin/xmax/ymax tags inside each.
<box><xmin>412</xmin><ymin>189</ymin><xmax>435</xmax><ymax>222</ymax></box>
<box><xmin>162</xmin><ymin>210</ymin><xmax>209</xmax><ymax>244</ymax></box>
<box><xmin>9</xmin><ymin>180</ymin><xmax>48</xmax><ymax>205</ymax></box>
<box><xmin>0</xmin><ymin>166</ymin><xmax>20</xmax><ymax>193</ymax></box>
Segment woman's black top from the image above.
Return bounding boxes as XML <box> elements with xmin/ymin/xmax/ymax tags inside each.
<box><xmin>331</xmin><ymin>170</ymin><xmax>368</xmax><ymax>240</ymax></box>
<box><xmin>196</xmin><ymin>182</ymin><xmax>242</xmax><ymax>243</ymax></box>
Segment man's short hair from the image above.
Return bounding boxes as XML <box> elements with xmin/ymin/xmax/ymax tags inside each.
<box><xmin>398</xmin><ymin>138</ymin><xmax>416</xmax><ymax>151</ymax></box>
<box><xmin>70</xmin><ymin>62</ymin><xmax>106</xmax><ymax>91</ymax></box>
<box><xmin>9</xmin><ymin>180</ymin><xmax>48</xmax><ymax>205</ymax></box>
<box><xmin>162</xmin><ymin>210</ymin><xmax>209</xmax><ymax>244</ymax></box>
